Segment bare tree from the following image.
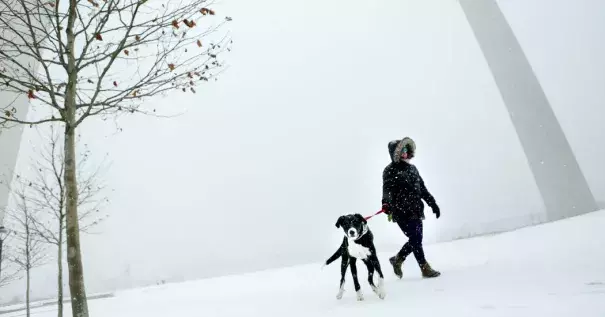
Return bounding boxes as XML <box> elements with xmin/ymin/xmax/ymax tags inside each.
<box><xmin>4</xmin><ymin>181</ymin><xmax>49</xmax><ymax>317</ymax></box>
<box><xmin>0</xmin><ymin>231</ymin><xmax>22</xmax><ymax>288</ymax></box>
<box><xmin>0</xmin><ymin>0</ymin><xmax>231</xmax><ymax>315</ymax></box>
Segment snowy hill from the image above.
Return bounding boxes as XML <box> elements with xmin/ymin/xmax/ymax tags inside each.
<box><xmin>3</xmin><ymin>210</ymin><xmax>605</xmax><ymax>317</ymax></box>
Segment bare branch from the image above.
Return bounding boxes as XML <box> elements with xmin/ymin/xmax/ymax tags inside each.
<box><xmin>0</xmin><ymin>115</ymin><xmax>62</xmax><ymax>126</ymax></box>
<box><xmin>0</xmin><ymin>234</ymin><xmax>23</xmax><ymax>287</ymax></box>
<box><xmin>0</xmin><ymin>125</ymin><xmax>111</xmax><ymax>249</ymax></box>
<box><xmin>3</xmin><ymin>182</ymin><xmax>50</xmax><ymax>271</ymax></box>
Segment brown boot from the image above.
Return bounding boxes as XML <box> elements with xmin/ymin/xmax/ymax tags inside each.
<box><xmin>420</xmin><ymin>262</ymin><xmax>441</xmax><ymax>278</ymax></box>
<box><xmin>389</xmin><ymin>255</ymin><xmax>405</xmax><ymax>279</ymax></box>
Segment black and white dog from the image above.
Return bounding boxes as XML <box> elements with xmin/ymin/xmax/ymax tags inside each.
<box><xmin>324</xmin><ymin>214</ymin><xmax>386</xmax><ymax>301</ymax></box>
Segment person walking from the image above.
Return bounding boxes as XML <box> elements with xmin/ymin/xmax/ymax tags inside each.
<box><xmin>381</xmin><ymin>137</ymin><xmax>441</xmax><ymax>279</ymax></box>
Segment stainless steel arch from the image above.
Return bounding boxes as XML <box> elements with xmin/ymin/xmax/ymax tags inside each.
<box><xmin>459</xmin><ymin>0</ymin><xmax>598</xmax><ymax>221</ymax></box>
<box><xmin>0</xmin><ymin>95</ymin><xmax>30</xmax><ymax>224</ymax></box>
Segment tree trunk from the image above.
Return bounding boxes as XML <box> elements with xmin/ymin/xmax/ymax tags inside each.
<box><xmin>26</xmin><ymin>265</ymin><xmax>31</xmax><ymax>317</ymax></box>
<box><xmin>0</xmin><ymin>238</ymin><xmax>4</xmax><ymax>283</ymax></box>
<box><xmin>26</xmin><ymin>232</ymin><xmax>31</xmax><ymax>317</ymax></box>
<box><xmin>64</xmin><ymin>0</ymin><xmax>89</xmax><ymax>313</ymax></box>
<box><xmin>64</xmin><ymin>124</ymin><xmax>89</xmax><ymax>317</ymax></box>
<box><xmin>58</xmin><ymin>216</ymin><xmax>64</xmax><ymax>317</ymax></box>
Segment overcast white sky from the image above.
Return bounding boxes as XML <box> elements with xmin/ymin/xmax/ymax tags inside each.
<box><xmin>1</xmin><ymin>0</ymin><xmax>604</xmax><ymax>302</ymax></box>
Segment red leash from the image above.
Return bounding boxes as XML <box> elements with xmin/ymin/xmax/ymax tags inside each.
<box><xmin>364</xmin><ymin>210</ymin><xmax>385</xmax><ymax>221</ymax></box>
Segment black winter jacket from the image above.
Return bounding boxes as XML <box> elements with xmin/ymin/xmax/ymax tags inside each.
<box><xmin>382</xmin><ymin>141</ymin><xmax>438</xmax><ymax>222</ymax></box>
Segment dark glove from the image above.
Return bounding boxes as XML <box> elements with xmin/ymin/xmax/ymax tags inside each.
<box><xmin>382</xmin><ymin>204</ymin><xmax>394</xmax><ymax>222</ymax></box>
<box><xmin>381</xmin><ymin>203</ymin><xmax>390</xmax><ymax>214</ymax></box>
<box><xmin>432</xmin><ymin>204</ymin><xmax>441</xmax><ymax>219</ymax></box>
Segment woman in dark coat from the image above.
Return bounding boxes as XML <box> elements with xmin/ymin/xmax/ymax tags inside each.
<box><xmin>381</xmin><ymin>137</ymin><xmax>441</xmax><ymax>278</ymax></box>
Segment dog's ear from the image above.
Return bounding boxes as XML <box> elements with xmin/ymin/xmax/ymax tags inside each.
<box><xmin>355</xmin><ymin>213</ymin><xmax>367</xmax><ymax>224</ymax></box>
<box><xmin>335</xmin><ymin>216</ymin><xmax>345</xmax><ymax>228</ymax></box>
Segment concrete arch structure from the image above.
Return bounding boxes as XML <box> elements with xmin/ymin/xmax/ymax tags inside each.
<box><xmin>1</xmin><ymin>0</ymin><xmax>604</xmax><ymax>303</ymax></box>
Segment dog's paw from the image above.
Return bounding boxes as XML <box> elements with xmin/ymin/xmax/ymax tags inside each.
<box><xmin>371</xmin><ymin>286</ymin><xmax>384</xmax><ymax>299</ymax></box>
<box><xmin>371</xmin><ymin>285</ymin><xmax>379</xmax><ymax>294</ymax></box>
<box><xmin>336</xmin><ymin>288</ymin><xmax>345</xmax><ymax>300</ymax></box>
<box><xmin>372</xmin><ymin>278</ymin><xmax>386</xmax><ymax>300</ymax></box>
<box><xmin>356</xmin><ymin>290</ymin><xmax>364</xmax><ymax>301</ymax></box>
<box><xmin>375</xmin><ymin>276</ymin><xmax>384</xmax><ymax>287</ymax></box>
<box><xmin>376</xmin><ymin>286</ymin><xmax>386</xmax><ymax>300</ymax></box>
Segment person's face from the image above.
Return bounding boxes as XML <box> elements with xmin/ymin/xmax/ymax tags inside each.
<box><xmin>401</xmin><ymin>146</ymin><xmax>414</xmax><ymax>160</ymax></box>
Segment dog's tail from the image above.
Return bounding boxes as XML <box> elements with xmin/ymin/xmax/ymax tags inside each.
<box><xmin>325</xmin><ymin>238</ymin><xmax>346</xmax><ymax>266</ymax></box>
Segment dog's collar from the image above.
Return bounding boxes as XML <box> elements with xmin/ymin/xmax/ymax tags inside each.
<box><xmin>350</xmin><ymin>224</ymin><xmax>369</xmax><ymax>241</ymax></box>
<box><xmin>360</xmin><ymin>224</ymin><xmax>369</xmax><ymax>238</ymax></box>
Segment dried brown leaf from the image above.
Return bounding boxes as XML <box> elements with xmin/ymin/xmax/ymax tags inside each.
<box><xmin>184</xmin><ymin>19</ymin><xmax>196</xmax><ymax>28</ymax></box>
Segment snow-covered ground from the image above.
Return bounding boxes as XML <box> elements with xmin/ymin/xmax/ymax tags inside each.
<box><xmin>4</xmin><ymin>210</ymin><xmax>605</xmax><ymax>317</ymax></box>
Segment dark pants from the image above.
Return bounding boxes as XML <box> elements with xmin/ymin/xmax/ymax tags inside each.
<box><xmin>396</xmin><ymin>219</ymin><xmax>426</xmax><ymax>265</ymax></box>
